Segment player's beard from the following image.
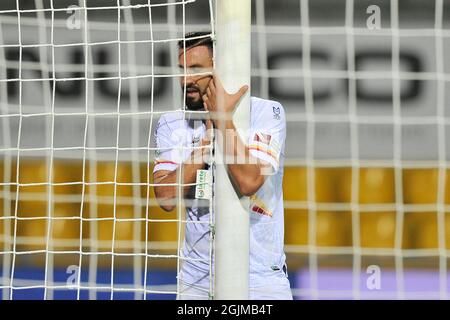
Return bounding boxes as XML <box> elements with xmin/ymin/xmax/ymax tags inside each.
<box><xmin>184</xmin><ymin>85</ymin><xmax>205</xmax><ymax>111</ymax></box>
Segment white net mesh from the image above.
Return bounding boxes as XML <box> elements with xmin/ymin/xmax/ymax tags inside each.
<box><xmin>0</xmin><ymin>0</ymin><xmax>215</xmax><ymax>300</ymax></box>
<box><xmin>2</xmin><ymin>0</ymin><xmax>450</xmax><ymax>300</ymax></box>
<box><xmin>253</xmin><ymin>0</ymin><xmax>450</xmax><ymax>299</ymax></box>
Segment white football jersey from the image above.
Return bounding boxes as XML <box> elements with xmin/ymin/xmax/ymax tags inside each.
<box><xmin>153</xmin><ymin>97</ymin><xmax>288</xmax><ymax>291</ymax></box>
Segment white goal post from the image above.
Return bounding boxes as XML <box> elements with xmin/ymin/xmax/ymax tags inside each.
<box><xmin>214</xmin><ymin>0</ymin><xmax>251</xmax><ymax>300</ymax></box>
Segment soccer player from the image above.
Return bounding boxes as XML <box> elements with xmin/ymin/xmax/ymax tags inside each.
<box><xmin>153</xmin><ymin>32</ymin><xmax>292</xmax><ymax>300</ymax></box>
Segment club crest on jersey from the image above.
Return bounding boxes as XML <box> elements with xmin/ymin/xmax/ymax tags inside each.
<box><xmin>272</xmin><ymin>106</ymin><xmax>281</xmax><ymax>120</ymax></box>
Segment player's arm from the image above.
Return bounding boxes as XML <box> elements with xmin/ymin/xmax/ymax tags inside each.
<box><xmin>153</xmin><ymin>123</ymin><xmax>212</xmax><ymax>212</ymax></box>
<box><xmin>214</xmin><ymin>119</ymin><xmax>271</xmax><ymax>196</ymax></box>
<box><xmin>153</xmin><ymin>159</ymin><xmax>204</xmax><ymax>212</ymax></box>
<box><xmin>203</xmin><ymin>76</ymin><xmax>271</xmax><ymax>197</ymax></box>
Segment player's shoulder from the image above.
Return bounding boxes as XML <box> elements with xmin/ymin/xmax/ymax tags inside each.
<box><xmin>250</xmin><ymin>96</ymin><xmax>285</xmax><ymax>121</ymax></box>
<box><xmin>156</xmin><ymin>110</ymin><xmax>185</xmax><ymax>133</ymax></box>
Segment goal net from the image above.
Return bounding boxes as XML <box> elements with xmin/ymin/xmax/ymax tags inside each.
<box><xmin>1</xmin><ymin>0</ymin><xmax>450</xmax><ymax>300</ymax></box>
<box><xmin>268</xmin><ymin>0</ymin><xmax>450</xmax><ymax>299</ymax></box>
<box><xmin>0</xmin><ymin>0</ymin><xmax>217</xmax><ymax>300</ymax></box>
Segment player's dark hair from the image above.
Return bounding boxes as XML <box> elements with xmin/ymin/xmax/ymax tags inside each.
<box><xmin>177</xmin><ymin>31</ymin><xmax>213</xmax><ymax>53</ymax></box>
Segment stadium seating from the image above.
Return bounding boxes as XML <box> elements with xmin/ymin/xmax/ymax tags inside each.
<box><xmin>1</xmin><ymin>160</ymin><xmax>449</xmax><ymax>263</ymax></box>
<box><xmin>403</xmin><ymin>169</ymin><xmax>450</xmax><ymax>249</ymax></box>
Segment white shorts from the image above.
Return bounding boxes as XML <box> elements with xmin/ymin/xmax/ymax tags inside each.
<box><xmin>249</xmin><ymin>277</ymin><xmax>293</xmax><ymax>300</ymax></box>
<box><xmin>177</xmin><ymin>273</ymin><xmax>293</xmax><ymax>300</ymax></box>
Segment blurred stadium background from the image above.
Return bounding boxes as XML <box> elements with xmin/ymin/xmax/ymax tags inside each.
<box><xmin>1</xmin><ymin>0</ymin><xmax>450</xmax><ymax>299</ymax></box>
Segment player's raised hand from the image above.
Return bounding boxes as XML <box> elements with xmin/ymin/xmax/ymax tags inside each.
<box><xmin>203</xmin><ymin>74</ymin><xmax>248</xmax><ymax>122</ymax></box>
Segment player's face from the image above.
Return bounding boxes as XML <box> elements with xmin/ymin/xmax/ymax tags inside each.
<box><xmin>178</xmin><ymin>45</ymin><xmax>213</xmax><ymax>111</ymax></box>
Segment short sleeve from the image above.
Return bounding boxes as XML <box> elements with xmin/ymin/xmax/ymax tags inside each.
<box><xmin>248</xmin><ymin>101</ymin><xmax>286</xmax><ymax>175</ymax></box>
<box><xmin>153</xmin><ymin>115</ymin><xmax>187</xmax><ymax>173</ymax></box>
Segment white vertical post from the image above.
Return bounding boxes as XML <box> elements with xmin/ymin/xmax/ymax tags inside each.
<box><xmin>214</xmin><ymin>0</ymin><xmax>251</xmax><ymax>300</ymax></box>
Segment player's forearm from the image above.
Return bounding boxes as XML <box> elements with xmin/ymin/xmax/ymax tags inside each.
<box><xmin>156</xmin><ymin>163</ymin><xmax>203</xmax><ymax>196</ymax></box>
<box><xmin>216</xmin><ymin>119</ymin><xmax>265</xmax><ymax>196</ymax></box>
<box><xmin>154</xmin><ymin>149</ymin><xmax>207</xmax><ymax>211</ymax></box>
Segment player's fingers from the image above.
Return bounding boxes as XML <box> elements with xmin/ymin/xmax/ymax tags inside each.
<box><xmin>207</xmin><ymin>88</ymin><xmax>217</xmax><ymax>108</ymax></box>
<box><xmin>239</xmin><ymin>85</ymin><xmax>249</xmax><ymax>96</ymax></box>
<box><xmin>208</xmin><ymin>78</ymin><xmax>216</xmax><ymax>95</ymax></box>
<box><xmin>203</xmin><ymin>94</ymin><xmax>212</xmax><ymax>110</ymax></box>
<box><xmin>204</xmin><ymin>99</ymin><xmax>218</xmax><ymax>121</ymax></box>
<box><xmin>212</xmin><ymin>73</ymin><xmax>224</xmax><ymax>92</ymax></box>
<box><xmin>234</xmin><ymin>85</ymin><xmax>249</xmax><ymax>100</ymax></box>
<box><xmin>205</xmin><ymin>119</ymin><xmax>214</xmax><ymax>138</ymax></box>
<box><xmin>203</xmin><ymin>90</ymin><xmax>214</xmax><ymax>110</ymax></box>
<box><xmin>205</xmin><ymin>119</ymin><xmax>213</xmax><ymax>130</ymax></box>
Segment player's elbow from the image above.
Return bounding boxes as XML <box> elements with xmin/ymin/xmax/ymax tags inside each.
<box><xmin>157</xmin><ymin>199</ymin><xmax>176</xmax><ymax>212</ymax></box>
<box><xmin>154</xmin><ymin>187</ymin><xmax>176</xmax><ymax>212</ymax></box>
<box><xmin>160</xmin><ymin>203</ymin><xmax>176</xmax><ymax>212</ymax></box>
<box><xmin>236</xmin><ymin>175</ymin><xmax>265</xmax><ymax>197</ymax></box>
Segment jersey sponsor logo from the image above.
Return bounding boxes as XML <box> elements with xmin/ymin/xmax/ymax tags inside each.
<box><xmin>192</xmin><ymin>135</ymin><xmax>201</xmax><ymax>146</ymax></box>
